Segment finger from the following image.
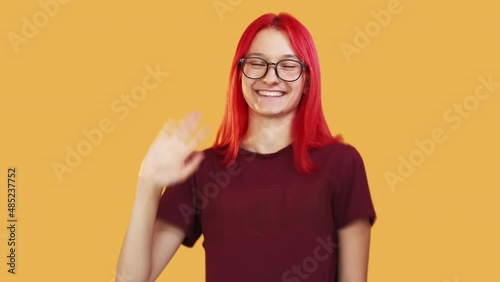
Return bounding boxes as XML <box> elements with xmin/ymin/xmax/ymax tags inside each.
<box><xmin>176</xmin><ymin>112</ymin><xmax>200</xmax><ymax>140</ymax></box>
<box><xmin>179</xmin><ymin>151</ymin><xmax>205</xmax><ymax>180</ymax></box>
<box><xmin>160</xmin><ymin>119</ymin><xmax>176</xmax><ymax>137</ymax></box>
<box><xmin>176</xmin><ymin>112</ymin><xmax>201</xmax><ymax>141</ymax></box>
<box><xmin>187</xmin><ymin>125</ymin><xmax>210</xmax><ymax>152</ymax></box>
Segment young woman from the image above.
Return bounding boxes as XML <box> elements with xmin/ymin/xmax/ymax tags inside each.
<box><xmin>117</xmin><ymin>13</ymin><xmax>376</xmax><ymax>282</ymax></box>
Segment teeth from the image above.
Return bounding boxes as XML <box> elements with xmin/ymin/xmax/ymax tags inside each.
<box><xmin>257</xmin><ymin>90</ymin><xmax>285</xmax><ymax>97</ymax></box>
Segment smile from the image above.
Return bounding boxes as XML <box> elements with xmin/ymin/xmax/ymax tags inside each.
<box><xmin>256</xmin><ymin>90</ymin><xmax>287</xmax><ymax>97</ymax></box>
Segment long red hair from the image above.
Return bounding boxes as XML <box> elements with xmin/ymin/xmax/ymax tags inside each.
<box><xmin>213</xmin><ymin>12</ymin><xmax>342</xmax><ymax>173</ymax></box>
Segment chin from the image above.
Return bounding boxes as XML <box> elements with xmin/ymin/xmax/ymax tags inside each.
<box><xmin>253</xmin><ymin>108</ymin><xmax>296</xmax><ymax>118</ymax></box>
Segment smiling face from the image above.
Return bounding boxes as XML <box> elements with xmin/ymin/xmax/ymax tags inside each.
<box><xmin>241</xmin><ymin>28</ymin><xmax>307</xmax><ymax>118</ymax></box>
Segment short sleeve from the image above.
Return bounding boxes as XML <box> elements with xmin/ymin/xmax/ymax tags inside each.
<box><xmin>156</xmin><ymin>176</ymin><xmax>202</xmax><ymax>247</ymax></box>
<box><xmin>334</xmin><ymin>145</ymin><xmax>377</xmax><ymax>229</ymax></box>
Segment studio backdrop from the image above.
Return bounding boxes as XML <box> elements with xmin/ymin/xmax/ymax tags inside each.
<box><xmin>0</xmin><ymin>0</ymin><xmax>499</xmax><ymax>281</ymax></box>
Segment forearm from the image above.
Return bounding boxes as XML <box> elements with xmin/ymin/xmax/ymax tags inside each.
<box><xmin>116</xmin><ymin>178</ymin><xmax>162</xmax><ymax>282</ymax></box>
<box><xmin>337</xmin><ymin>218</ymin><xmax>372</xmax><ymax>282</ymax></box>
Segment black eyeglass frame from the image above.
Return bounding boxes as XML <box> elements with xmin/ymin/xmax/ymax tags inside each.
<box><xmin>239</xmin><ymin>57</ymin><xmax>307</xmax><ymax>82</ymax></box>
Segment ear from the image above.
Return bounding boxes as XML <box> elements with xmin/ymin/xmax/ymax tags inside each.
<box><xmin>303</xmin><ymin>74</ymin><xmax>310</xmax><ymax>94</ymax></box>
<box><xmin>304</xmin><ymin>68</ymin><xmax>310</xmax><ymax>89</ymax></box>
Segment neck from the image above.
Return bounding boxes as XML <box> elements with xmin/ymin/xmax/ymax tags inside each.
<box><xmin>241</xmin><ymin>111</ymin><xmax>294</xmax><ymax>154</ymax></box>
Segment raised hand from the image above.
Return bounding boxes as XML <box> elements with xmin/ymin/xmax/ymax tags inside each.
<box><xmin>139</xmin><ymin>112</ymin><xmax>209</xmax><ymax>190</ymax></box>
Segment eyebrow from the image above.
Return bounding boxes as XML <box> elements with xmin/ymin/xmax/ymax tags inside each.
<box><xmin>246</xmin><ymin>53</ymin><xmax>299</xmax><ymax>60</ymax></box>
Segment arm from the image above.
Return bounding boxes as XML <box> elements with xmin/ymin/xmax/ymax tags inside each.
<box><xmin>115</xmin><ymin>112</ymin><xmax>208</xmax><ymax>282</ymax></box>
<box><xmin>147</xmin><ymin>217</ymin><xmax>185</xmax><ymax>281</ymax></box>
<box><xmin>337</xmin><ymin>218</ymin><xmax>372</xmax><ymax>282</ymax></box>
<box><xmin>115</xmin><ymin>178</ymin><xmax>185</xmax><ymax>282</ymax></box>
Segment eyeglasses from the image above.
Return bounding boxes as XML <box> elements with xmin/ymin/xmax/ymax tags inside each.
<box><xmin>239</xmin><ymin>57</ymin><xmax>306</xmax><ymax>82</ymax></box>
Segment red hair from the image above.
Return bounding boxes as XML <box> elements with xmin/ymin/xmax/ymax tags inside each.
<box><xmin>213</xmin><ymin>12</ymin><xmax>343</xmax><ymax>173</ymax></box>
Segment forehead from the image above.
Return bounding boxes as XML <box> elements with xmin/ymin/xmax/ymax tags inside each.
<box><xmin>247</xmin><ymin>28</ymin><xmax>297</xmax><ymax>59</ymax></box>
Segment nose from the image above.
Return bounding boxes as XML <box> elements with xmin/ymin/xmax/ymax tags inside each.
<box><xmin>262</xmin><ymin>64</ymin><xmax>280</xmax><ymax>84</ymax></box>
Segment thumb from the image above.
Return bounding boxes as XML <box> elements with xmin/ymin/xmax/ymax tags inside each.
<box><xmin>178</xmin><ymin>151</ymin><xmax>205</xmax><ymax>181</ymax></box>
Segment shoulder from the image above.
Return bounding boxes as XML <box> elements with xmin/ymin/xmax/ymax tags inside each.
<box><xmin>195</xmin><ymin>147</ymin><xmax>226</xmax><ymax>172</ymax></box>
<box><xmin>200</xmin><ymin>147</ymin><xmax>225</xmax><ymax>162</ymax></box>
<box><xmin>310</xmin><ymin>142</ymin><xmax>367</xmax><ymax>178</ymax></box>
<box><xmin>312</xmin><ymin>142</ymin><xmax>364</xmax><ymax>164</ymax></box>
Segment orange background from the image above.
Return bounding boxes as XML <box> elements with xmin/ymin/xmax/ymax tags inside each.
<box><xmin>0</xmin><ymin>0</ymin><xmax>499</xmax><ymax>281</ymax></box>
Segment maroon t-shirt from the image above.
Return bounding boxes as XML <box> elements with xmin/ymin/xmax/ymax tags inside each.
<box><xmin>156</xmin><ymin>142</ymin><xmax>376</xmax><ymax>282</ymax></box>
